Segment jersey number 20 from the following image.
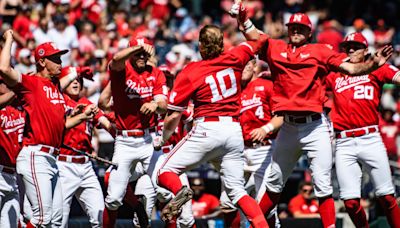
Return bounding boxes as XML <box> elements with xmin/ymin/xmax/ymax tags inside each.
<box><xmin>205</xmin><ymin>68</ymin><xmax>237</xmax><ymax>103</ymax></box>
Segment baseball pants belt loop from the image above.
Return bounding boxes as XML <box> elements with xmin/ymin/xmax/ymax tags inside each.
<box><xmin>161</xmin><ymin>145</ymin><xmax>174</xmax><ymax>153</ymax></box>
<box><xmin>284</xmin><ymin>113</ymin><xmax>321</xmax><ymax>124</ymax></box>
<box><xmin>196</xmin><ymin>116</ymin><xmax>239</xmax><ymax>122</ymax></box>
<box><xmin>0</xmin><ymin>164</ymin><xmax>16</xmax><ymax>174</ymax></box>
<box><xmin>38</xmin><ymin>145</ymin><xmax>60</xmax><ymax>156</ymax></box>
<box><xmin>58</xmin><ymin>154</ymin><xmax>89</xmax><ymax>164</ymax></box>
<box><xmin>116</xmin><ymin>128</ymin><xmax>156</xmax><ymax>137</ymax></box>
<box><xmin>336</xmin><ymin>125</ymin><xmax>379</xmax><ymax>139</ymax></box>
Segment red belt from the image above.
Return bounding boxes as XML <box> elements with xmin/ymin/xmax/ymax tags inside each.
<box><xmin>116</xmin><ymin>128</ymin><xmax>156</xmax><ymax>137</ymax></box>
<box><xmin>58</xmin><ymin>155</ymin><xmax>88</xmax><ymax>164</ymax></box>
<box><xmin>40</xmin><ymin>146</ymin><xmax>59</xmax><ymax>156</ymax></box>
<box><xmin>202</xmin><ymin>116</ymin><xmax>239</xmax><ymax>122</ymax></box>
<box><xmin>336</xmin><ymin>126</ymin><xmax>378</xmax><ymax>139</ymax></box>
<box><xmin>1</xmin><ymin>166</ymin><xmax>15</xmax><ymax>174</ymax></box>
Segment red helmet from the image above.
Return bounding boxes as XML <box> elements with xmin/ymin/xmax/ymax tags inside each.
<box><xmin>286</xmin><ymin>13</ymin><xmax>312</xmax><ymax>30</ymax></box>
<box><xmin>341</xmin><ymin>32</ymin><xmax>368</xmax><ymax>48</ymax></box>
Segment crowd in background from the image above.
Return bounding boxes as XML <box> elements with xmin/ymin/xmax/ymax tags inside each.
<box><xmin>1</xmin><ymin>0</ymin><xmax>400</xmax><ymax>224</ymax></box>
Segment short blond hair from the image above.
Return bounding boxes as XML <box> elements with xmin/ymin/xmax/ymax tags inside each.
<box><xmin>199</xmin><ymin>25</ymin><xmax>224</xmax><ymax>60</ymax></box>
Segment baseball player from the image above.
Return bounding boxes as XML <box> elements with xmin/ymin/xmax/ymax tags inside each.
<box><xmin>220</xmin><ymin>59</ymin><xmax>282</xmax><ymax>228</ymax></box>
<box><xmin>58</xmin><ymin>66</ymin><xmax>113</xmax><ymax>228</ymax></box>
<box><xmin>102</xmin><ymin>36</ymin><xmax>168</xmax><ymax>227</ymax></box>
<box><xmin>0</xmin><ymin>81</ymin><xmax>25</xmax><ymax>228</ymax></box>
<box><xmin>0</xmin><ymin>29</ymin><xmax>95</xmax><ymax>227</ymax></box>
<box><xmin>156</xmin><ymin>24</ymin><xmax>270</xmax><ymax>228</ymax></box>
<box><xmin>326</xmin><ymin>32</ymin><xmax>400</xmax><ymax>227</ymax></box>
<box><xmin>231</xmin><ymin>3</ymin><xmax>393</xmax><ymax>227</ymax></box>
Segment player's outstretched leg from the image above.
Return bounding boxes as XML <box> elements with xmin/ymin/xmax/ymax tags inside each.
<box><xmin>343</xmin><ymin>198</ymin><xmax>368</xmax><ymax>228</ymax></box>
<box><xmin>236</xmin><ymin>195</ymin><xmax>269</xmax><ymax>228</ymax></box>
<box><xmin>161</xmin><ymin>186</ymin><xmax>193</xmax><ymax>221</ymax></box>
<box><xmin>378</xmin><ymin>194</ymin><xmax>400</xmax><ymax>228</ymax></box>
<box><xmin>258</xmin><ymin>191</ymin><xmax>281</xmax><ymax>216</ymax></box>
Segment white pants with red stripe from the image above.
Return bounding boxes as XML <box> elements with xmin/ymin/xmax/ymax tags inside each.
<box><xmin>16</xmin><ymin>146</ymin><xmax>63</xmax><ymax>227</ymax></box>
<box><xmin>264</xmin><ymin>115</ymin><xmax>334</xmax><ymax>198</ymax></box>
<box><xmin>335</xmin><ymin>132</ymin><xmax>395</xmax><ymax>200</ymax></box>
<box><xmin>105</xmin><ymin>134</ymin><xmax>161</xmax><ymax>211</ymax></box>
<box><xmin>158</xmin><ymin>121</ymin><xmax>247</xmax><ymax>205</ymax></box>
<box><xmin>0</xmin><ymin>171</ymin><xmax>20</xmax><ymax>228</ymax></box>
<box><xmin>57</xmin><ymin>160</ymin><xmax>104</xmax><ymax>227</ymax></box>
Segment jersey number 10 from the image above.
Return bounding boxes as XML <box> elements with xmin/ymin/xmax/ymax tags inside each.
<box><xmin>205</xmin><ymin>68</ymin><xmax>238</xmax><ymax>103</ymax></box>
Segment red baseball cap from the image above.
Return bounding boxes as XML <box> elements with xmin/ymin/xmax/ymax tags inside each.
<box><xmin>59</xmin><ymin>66</ymin><xmax>77</xmax><ymax>79</ymax></box>
<box><xmin>128</xmin><ymin>37</ymin><xmax>153</xmax><ymax>47</ymax></box>
<box><xmin>286</xmin><ymin>13</ymin><xmax>312</xmax><ymax>30</ymax></box>
<box><xmin>34</xmin><ymin>42</ymin><xmax>68</xmax><ymax>62</ymax></box>
<box><xmin>341</xmin><ymin>32</ymin><xmax>368</xmax><ymax>48</ymax></box>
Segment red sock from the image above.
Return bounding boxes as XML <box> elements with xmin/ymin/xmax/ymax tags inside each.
<box><xmin>104</xmin><ymin>171</ymin><xmax>111</xmax><ymax>188</ymax></box>
<box><xmin>224</xmin><ymin>210</ymin><xmax>240</xmax><ymax>228</ymax></box>
<box><xmin>344</xmin><ymin>199</ymin><xmax>368</xmax><ymax>228</ymax></box>
<box><xmin>378</xmin><ymin>194</ymin><xmax>400</xmax><ymax>228</ymax></box>
<box><xmin>103</xmin><ymin>207</ymin><xmax>118</xmax><ymax>228</ymax></box>
<box><xmin>26</xmin><ymin>221</ymin><xmax>35</xmax><ymax>228</ymax></box>
<box><xmin>237</xmin><ymin>195</ymin><xmax>268</xmax><ymax>228</ymax></box>
<box><xmin>158</xmin><ymin>172</ymin><xmax>182</xmax><ymax>195</ymax></box>
<box><xmin>318</xmin><ymin>196</ymin><xmax>336</xmax><ymax>228</ymax></box>
<box><xmin>258</xmin><ymin>191</ymin><xmax>281</xmax><ymax>215</ymax></box>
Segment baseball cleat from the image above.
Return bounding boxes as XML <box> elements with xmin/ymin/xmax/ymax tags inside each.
<box><xmin>161</xmin><ymin>186</ymin><xmax>193</xmax><ymax>221</ymax></box>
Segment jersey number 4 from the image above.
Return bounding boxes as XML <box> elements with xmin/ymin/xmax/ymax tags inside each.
<box><xmin>205</xmin><ymin>68</ymin><xmax>237</xmax><ymax>103</ymax></box>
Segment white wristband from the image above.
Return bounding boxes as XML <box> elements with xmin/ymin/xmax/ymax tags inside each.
<box><xmin>261</xmin><ymin>123</ymin><xmax>274</xmax><ymax>134</ymax></box>
<box><xmin>243</xmin><ymin>19</ymin><xmax>255</xmax><ymax>33</ymax></box>
<box><xmin>67</xmin><ymin>67</ymin><xmax>78</xmax><ymax>82</ymax></box>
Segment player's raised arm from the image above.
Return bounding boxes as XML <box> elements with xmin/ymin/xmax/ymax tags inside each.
<box><xmin>230</xmin><ymin>0</ymin><xmax>260</xmax><ymax>41</ymax></box>
<box><xmin>0</xmin><ymin>30</ymin><xmax>21</xmax><ymax>87</ymax></box>
<box><xmin>339</xmin><ymin>45</ymin><xmax>393</xmax><ymax>76</ymax></box>
<box><xmin>108</xmin><ymin>43</ymin><xmax>147</xmax><ymax>72</ymax></box>
<box><xmin>98</xmin><ymin>81</ymin><xmax>112</xmax><ymax>111</ymax></box>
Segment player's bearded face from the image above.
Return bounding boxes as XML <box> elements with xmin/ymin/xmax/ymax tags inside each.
<box><xmin>130</xmin><ymin>51</ymin><xmax>149</xmax><ymax>69</ymax></box>
<box><xmin>287</xmin><ymin>24</ymin><xmax>311</xmax><ymax>46</ymax></box>
<box><xmin>344</xmin><ymin>43</ymin><xmax>368</xmax><ymax>63</ymax></box>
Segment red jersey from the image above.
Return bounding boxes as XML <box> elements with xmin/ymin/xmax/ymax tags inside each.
<box><xmin>110</xmin><ymin>63</ymin><xmax>167</xmax><ymax>130</ymax></box>
<box><xmin>379</xmin><ymin>120</ymin><xmax>400</xmax><ymax>157</ymax></box>
<box><xmin>15</xmin><ymin>75</ymin><xmax>66</xmax><ymax>148</ymax></box>
<box><xmin>326</xmin><ymin>64</ymin><xmax>400</xmax><ymax>131</ymax></box>
<box><xmin>156</xmin><ymin>109</ymin><xmax>193</xmax><ymax>148</ymax></box>
<box><xmin>0</xmin><ymin>105</ymin><xmax>25</xmax><ymax>167</ymax></box>
<box><xmin>61</xmin><ymin>96</ymin><xmax>104</xmax><ymax>156</ymax></box>
<box><xmin>191</xmin><ymin>193</ymin><xmax>220</xmax><ymax>218</ymax></box>
<box><xmin>288</xmin><ymin>194</ymin><xmax>319</xmax><ymax>215</ymax></box>
<box><xmin>240</xmin><ymin>78</ymin><xmax>274</xmax><ymax>142</ymax></box>
<box><xmin>260</xmin><ymin>40</ymin><xmax>347</xmax><ymax>113</ymax></box>
<box><xmin>168</xmin><ymin>38</ymin><xmax>267</xmax><ymax>118</ymax></box>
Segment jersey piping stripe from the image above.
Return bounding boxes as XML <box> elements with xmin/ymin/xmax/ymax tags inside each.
<box><xmin>31</xmin><ymin>151</ymin><xmax>44</xmax><ymax>225</ymax></box>
<box><xmin>167</xmin><ymin>104</ymin><xmax>186</xmax><ymax>112</ymax></box>
<box><xmin>392</xmin><ymin>71</ymin><xmax>400</xmax><ymax>83</ymax></box>
<box><xmin>157</xmin><ymin>124</ymin><xmax>197</xmax><ymax>178</ymax></box>
<box><xmin>239</xmin><ymin>42</ymin><xmax>254</xmax><ymax>53</ymax></box>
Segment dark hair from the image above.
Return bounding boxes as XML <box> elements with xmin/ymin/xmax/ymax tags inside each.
<box><xmin>199</xmin><ymin>25</ymin><xmax>224</xmax><ymax>60</ymax></box>
<box><xmin>298</xmin><ymin>181</ymin><xmax>313</xmax><ymax>192</ymax></box>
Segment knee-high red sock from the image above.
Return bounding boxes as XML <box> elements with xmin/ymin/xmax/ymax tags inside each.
<box><xmin>258</xmin><ymin>191</ymin><xmax>281</xmax><ymax>215</ymax></box>
<box><xmin>103</xmin><ymin>207</ymin><xmax>118</xmax><ymax>228</ymax></box>
<box><xmin>344</xmin><ymin>199</ymin><xmax>368</xmax><ymax>228</ymax></box>
<box><xmin>158</xmin><ymin>172</ymin><xmax>182</xmax><ymax>195</ymax></box>
<box><xmin>378</xmin><ymin>194</ymin><xmax>400</xmax><ymax>228</ymax></box>
<box><xmin>318</xmin><ymin>196</ymin><xmax>336</xmax><ymax>228</ymax></box>
<box><xmin>237</xmin><ymin>195</ymin><xmax>269</xmax><ymax>228</ymax></box>
<box><xmin>224</xmin><ymin>210</ymin><xmax>241</xmax><ymax>228</ymax></box>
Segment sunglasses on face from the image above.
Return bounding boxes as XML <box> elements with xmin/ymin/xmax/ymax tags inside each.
<box><xmin>344</xmin><ymin>43</ymin><xmax>366</xmax><ymax>53</ymax></box>
<box><xmin>45</xmin><ymin>55</ymin><xmax>62</xmax><ymax>64</ymax></box>
<box><xmin>302</xmin><ymin>188</ymin><xmax>313</xmax><ymax>193</ymax></box>
<box><xmin>132</xmin><ymin>51</ymin><xmax>150</xmax><ymax>59</ymax></box>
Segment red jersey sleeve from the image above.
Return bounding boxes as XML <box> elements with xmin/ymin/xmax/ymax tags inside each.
<box><xmin>168</xmin><ymin>68</ymin><xmax>195</xmax><ymax>112</ymax></box>
<box><xmin>231</xmin><ymin>34</ymin><xmax>269</xmax><ymax>67</ymax></box>
<box><xmin>15</xmin><ymin>74</ymin><xmax>37</xmax><ymax>92</ymax></box>
<box><xmin>153</xmin><ymin>69</ymin><xmax>168</xmax><ymax>100</ymax></box>
<box><xmin>374</xmin><ymin>64</ymin><xmax>400</xmax><ymax>84</ymax></box>
<box><xmin>319</xmin><ymin>44</ymin><xmax>347</xmax><ymax>71</ymax></box>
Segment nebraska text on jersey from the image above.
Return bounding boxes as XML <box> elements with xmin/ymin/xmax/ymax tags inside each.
<box><xmin>334</xmin><ymin>75</ymin><xmax>370</xmax><ymax>92</ymax></box>
<box><xmin>125</xmin><ymin>79</ymin><xmax>154</xmax><ymax>99</ymax></box>
<box><xmin>1</xmin><ymin>112</ymin><xmax>25</xmax><ymax>133</ymax></box>
<box><xmin>241</xmin><ymin>94</ymin><xmax>263</xmax><ymax>113</ymax></box>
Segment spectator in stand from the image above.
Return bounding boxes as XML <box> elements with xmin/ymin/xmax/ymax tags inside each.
<box><xmin>374</xmin><ymin>19</ymin><xmax>395</xmax><ymax>48</ymax></box>
<box><xmin>33</xmin><ymin>15</ymin><xmax>52</xmax><ymax>45</ymax></box>
<box><xmin>317</xmin><ymin>20</ymin><xmax>343</xmax><ymax>52</ymax></box>
<box><xmin>48</xmin><ymin>14</ymin><xmax>79</xmax><ymax>66</ymax></box>
<box><xmin>78</xmin><ymin>22</ymin><xmax>97</xmax><ymax>54</ymax></box>
<box><xmin>379</xmin><ymin>109</ymin><xmax>400</xmax><ymax>161</ymax></box>
<box><xmin>381</xmin><ymin>84</ymin><xmax>397</xmax><ymax>111</ymax></box>
<box><xmin>346</xmin><ymin>18</ymin><xmax>375</xmax><ymax>51</ymax></box>
<box><xmin>14</xmin><ymin>48</ymin><xmax>34</xmax><ymax>74</ymax></box>
<box><xmin>0</xmin><ymin>0</ymin><xmax>22</xmax><ymax>26</ymax></box>
<box><xmin>12</xmin><ymin>5</ymin><xmax>33</xmax><ymax>46</ymax></box>
<box><xmin>190</xmin><ymin>178</ymin><xmax>221</xmax><ymax>219</ymax></box>
<box><xmin>288</xmin><ymin>182</ymin><xmax>320</xmax><ymax>218</ymax></box>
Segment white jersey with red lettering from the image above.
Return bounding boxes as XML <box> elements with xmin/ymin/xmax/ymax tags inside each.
<box><xmin>326</xmin><ymin>64</ymin><xmax>399</xmax><ymax>200</ymax></box>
